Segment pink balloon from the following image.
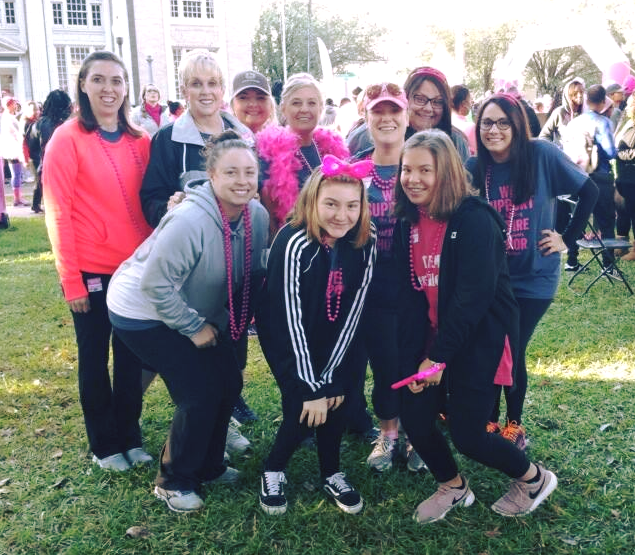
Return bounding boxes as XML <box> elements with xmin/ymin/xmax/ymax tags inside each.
<box><xmin>604</xmin><ymin>62</ymin><xmax>631</xmax><ymax>85</ymax></box>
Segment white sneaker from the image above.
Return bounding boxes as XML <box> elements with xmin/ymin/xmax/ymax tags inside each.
<box><xmin>226</xmin><ymin>417</ymin><xmax>251</xmax><ymax>456</ymax></box>
<box><xmin>366</xmin><ymin>433</ymin><xmax>397</xmax><ymax>472</ymax></box>
<box><xmin>125</xmin><ymin>447</ymin><xmax>153</xmax><ymax>466</ymax></box>
<box><xmin>92</xmin><ymin>453</ymin><xmax>131</xmax><ymax>472</ymax></box>
<box><xmin>154</xmin><ymin>486</ymin><xmax>204</xmax><ymax>513</ymax></box>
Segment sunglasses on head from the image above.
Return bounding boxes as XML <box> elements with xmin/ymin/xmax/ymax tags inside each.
<box><xmin>365</xmin><ymin>83</ymin><xmax>404</xmax><ymax>101</ymax></box>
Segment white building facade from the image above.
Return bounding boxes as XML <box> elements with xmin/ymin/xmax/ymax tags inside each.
<box><xmin>0</xmin><ymin>0</ymin><xmax>254</xmax><ymax>104</ymax></box>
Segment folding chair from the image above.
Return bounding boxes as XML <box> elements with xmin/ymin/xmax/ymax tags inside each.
<box><xmin>560</xmin><ymin>195</ymin><xmax>634</xmax><ymax>295</ymax></box>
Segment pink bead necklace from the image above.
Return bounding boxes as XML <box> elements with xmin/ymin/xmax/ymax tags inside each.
<box><xmin>217</xmin><ymin>203</ymin><xmax>252</xmax><ymax>341</ymax></box>
<box><xmin>369</xmin><ymin>166</ymin><xmax>397</xmax><ymax>191</ymax></box>
<box><xmin>409</xmin><ymin>211</ymin><xmax>445</xmax><ymax>292</ymax></box>
<box><xmin>97</xmin><ymin>129</ymin><xmax>146</xmax><ymax>240</ymax></box>
<box><xmin>484</xmin><ymin>164</ymin><xmax>515</xmax><ymax>251</ymax></box>
<box><xmin>323</xmin><ymin>243</ymin><xmax>344</xmax><ymax>322</ymax></box>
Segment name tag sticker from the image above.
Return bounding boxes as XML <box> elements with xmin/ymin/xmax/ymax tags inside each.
<box><xmin>86</xmin><ymin>277</ymin><xmax>103</xmax><ymax>292</ymax></box>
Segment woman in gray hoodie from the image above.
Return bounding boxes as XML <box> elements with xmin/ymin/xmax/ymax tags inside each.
<box><xmin>107</xmin><ymin>131</ymin><xmax>269</xmax><ymax>513</ymax></box>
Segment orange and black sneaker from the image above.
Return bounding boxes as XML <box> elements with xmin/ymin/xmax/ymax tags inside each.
<box><xmin>500</xmin><ymin>420</ymin><xmax>527</xmax><ymax>451</ymax></box>
<box><xmin>486</xmin><ymin>421</ymin><xmax>501</xmax><ymax>434</ymax></box>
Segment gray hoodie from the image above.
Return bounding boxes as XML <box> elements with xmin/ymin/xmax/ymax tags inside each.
<box><xmin>107</xmin><ymin>181</ymin><xmax>269</xmax><ymax>338</ymax></box>
<box><xmin>539</xmin><ymin>77</ymin><xmax>586</xmax><ymax>147</ymax></box>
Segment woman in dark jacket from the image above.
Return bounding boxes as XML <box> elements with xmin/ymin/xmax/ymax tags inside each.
<box><xmin>28</xmin><ymin>89</ymin><xmax>72</xmax><ymax>213</ymax></box>
<box><xmin>393</xmin><ymin>129</ymin><xmax>557</xmax><ymax>524</ymax></box>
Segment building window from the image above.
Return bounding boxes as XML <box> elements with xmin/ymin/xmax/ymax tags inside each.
<box><xmin>91</xmin><ymin>4</ymin><xmax>101</xmax><ymax>26</ymax></box>
<box><xmin>52</xmin><ymin>2</ymin><xmax>63</xmax><ymax>24</ymax></box>
<box><xmin>182</xmin><ymin>0</ymin><xmax>201</xmax><ymax>18</ymax></box>
<box><xmin>4</xmin><ymin>1</ymin><xmax>16</xmax><ymax>24</ymax></box>
<box><xmin>56</xmin><ymin>46</ymin><xmax>69</xmax><ymax>91</ymax></box>
<box><xmin>67</xmin><ymin>0</ymin><xmax>87</xmax><ymax>26</ymax></box>
<box><xmin>173</xmin><ymin>47</ymin><xmax>184</xmax><ymax>94</ymax></box>
<box><xmin>56</xmin><ymin>45</ymin><xmax>93</xmax><ymax>95</ymax></box>
<box><xmin>171</xmin><ymin>0</ymin><xmax>212</xmax><ymax>19</ymax></box>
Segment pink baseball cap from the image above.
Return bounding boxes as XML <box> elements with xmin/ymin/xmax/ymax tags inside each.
<box><xmin>364</xmin><ymin>82</ymin><xmax>408</xmax><ymax>111</ymax></box>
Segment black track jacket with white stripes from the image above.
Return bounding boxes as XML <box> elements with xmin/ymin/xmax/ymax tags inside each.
<box><xmin>257</xmin><ymin>223</ymin><xmax>376</xmax><ymax>401</ymax></box>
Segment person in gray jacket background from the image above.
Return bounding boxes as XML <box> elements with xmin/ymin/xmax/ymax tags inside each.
<box><xmin>107</xmin><ymin>131</ymin><xmax>269</xmax><ymax>513</ymax></box>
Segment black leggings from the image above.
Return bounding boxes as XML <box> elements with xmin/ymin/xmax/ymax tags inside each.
<box><xmin>400</xmin><ymin>377</ymin><xmax>530</xmax><ymax>484</ymax></box>
<box><xmin>492</xmin><ymin>296</ymin><xmax>552</xmax><ymax>424</ymax></box>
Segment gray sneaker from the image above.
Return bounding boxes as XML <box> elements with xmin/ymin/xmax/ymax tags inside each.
<box><xmin>125</xmin><ymin>447</ymin><xmax>153</xmax><ymax>466</ymax></box>
<box><xmin>366</xmin><ymin>434</ymin><xmax>397</xmax><ymax>472</ymax></box>
<box><xmin>92</xmin><ymin>453</ymin><xmax>131</xmax><ymax>472</ymax></box>
<box><xmin>405</xmin><ymin>441</ymin><xmax>427</xmax><ymax>473</ymax></box>
<box><xmin>413</xmin><ymin>477</ymin><xmax>475</xmax><ymax>524</ymax></box>
<box><xmin>491</xmin><ymin>466</ymin><xmax>557</xmax><ymax>517</ymax></box>
<box><xmin>226</xmin><ymin>417</ymin><xmax>251</xmax><ymax>456</ymax></box>
<box><xmin>154</xmin><ymin>486</ymin><xmax>204</xmax><ymax>513</ymax></box>
<box><xmin>205</xmin><ymin>466</ymin><xmax>240</xmax><ymax>485</ymax></box>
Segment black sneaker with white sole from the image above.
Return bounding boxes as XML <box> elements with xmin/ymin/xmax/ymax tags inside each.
<box><xmin>259</xmin><ymin>471</ymin><xmax>287</xmax><ymax>515</ymax></box>
<box><xmin>323</xmin><ymin>472</ymin><xmax>363</xmax><ymax>514</ymax></box>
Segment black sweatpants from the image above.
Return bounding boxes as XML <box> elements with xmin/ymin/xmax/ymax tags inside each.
<box><xmin>71</xmin><ymin>272</ymin><xmax>143</xmax><ymax>459</ymax></box>
<box><xmin>114</xmin><ymin>323</ymin><xmax>242</xmax><ymax>491</ymax></box>
<box><xmin>400</xmin><ymin>376</ymin><xmax>530</xmax><ymax>484</ymax></box>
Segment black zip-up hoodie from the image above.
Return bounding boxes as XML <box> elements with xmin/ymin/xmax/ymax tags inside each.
<box><xmin>393</xmin><ymin>196</ymin><xmax>519</xmax><ymax>393</ymax></box>
<box><xmin>257</xmin><ymin>223</ymin><xmax>376</xmax><ymax>401</ymax></box>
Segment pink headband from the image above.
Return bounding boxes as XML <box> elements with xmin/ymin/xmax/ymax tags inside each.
<box><xmin>411</xmin><ymin>67</ymin><xmax>448</xmax><ymax>85</ymax></box>
<box><xmin>322</xmin><ymin>155</ymin><xmax>373</xmax><ymax>180</ymax></box>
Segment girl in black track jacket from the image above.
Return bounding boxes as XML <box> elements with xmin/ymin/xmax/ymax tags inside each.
<box><xmin>257</xmin><ymin>157</ymin><xmax>376</xmax><ymax>516</ymax></box>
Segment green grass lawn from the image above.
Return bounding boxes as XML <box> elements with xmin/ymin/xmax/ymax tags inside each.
<box><xmin>1</xmin><ymin>217</ymin><xmax>634</xmax><ymax>554</ymax></box>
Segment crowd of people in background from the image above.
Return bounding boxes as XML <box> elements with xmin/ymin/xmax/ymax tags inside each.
<box><xmin>4</xmin><ymin>47</ymin><xmax>635</xmax><ymax>525</ymax></box>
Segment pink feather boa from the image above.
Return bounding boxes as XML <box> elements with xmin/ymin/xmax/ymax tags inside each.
<box><xmin>256</xmin><ymin>126</ymin><xmax>349</xmax><ymax>226</ymax></box>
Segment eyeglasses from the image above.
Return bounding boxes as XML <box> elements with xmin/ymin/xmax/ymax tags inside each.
<box><xmin>481</xmin><ymin>118</ymin><xmax>511</xmax><ymax>131</ymax></box>
<box><xmin>366</xmin><ymin>83</ymin><xmax>404</xmax><ymax>101</ymax></box>
<box><xmin>411</xmin><ymin>94</ymin><xmax>444</xmax><ymax>109</ymax></box>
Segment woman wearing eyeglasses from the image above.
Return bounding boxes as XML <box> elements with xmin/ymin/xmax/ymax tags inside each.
<box><xmin>467</xmin><ymin>94</ymin><xmax>597</xmax><ymax>449</ymax></box>
<box><xmin>347</xmin><ymin>67</ymin><xmax>470</xmax><ymax>163</ymax></box>
<box><xmin>131</xmin><ymin>84</ymin><xmax>170</xmax><ymax>137</ymax></box>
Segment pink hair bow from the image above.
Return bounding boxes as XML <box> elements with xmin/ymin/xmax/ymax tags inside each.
<box><xmin>321</xmin><ymin>155</ymin><xmax>374</xmax><ymax>180</ymax></box>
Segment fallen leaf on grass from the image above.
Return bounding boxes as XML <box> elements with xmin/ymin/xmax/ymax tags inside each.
<box><xmin>50</xmin><ymin>478</ymin><xmax>68</xmax><ymax>489</ymax></box>
<box><xmin>0</xmin><ymin>428</ymin><xmax>15</xmax><ymax>438</ymax></box>
<box><xmin>0</xmin><ymin>488</ymin><xmax>10</xmax><ymax>495</ymax></box>
<box><xmin>560</xmin><ymin>537</ymin><xmax>578</xmax><ymax>546</ymax></box>
<box><xmin>302</xmin><ymin>481</ymin><xmax>315</xmax><ymax>492</ymax></box>
<box><xmin>611</xmin><ymin>509</ymin><xmax>620</xmax><ymax>518</ymax></box>
<box><xmin>51</xmin><ymin>450</ymin><xmax>63</xmax><ymax>459</ymax></box>
<box><xmin>125</xmin><ymin>526</ymin><xmax>151</xmax><ymax>539</ymax></box>
<box><xmin>34</xmin><ymin>428</ymin><xmax>46</xmax><ymax>437</ymax></box>
<box><xmin>599</xmin><ymin>423</ymin><xmax>612</xmax><ymax>432</ymax></box>
<box><xmin>613</xmin><ymin>383</ymin><xmax>622</xmax><ymax>391</ymax></box>
<box><xmin>557</xmin><ymin>405</ymin><xmax>568</xmax><ymax>411</ymax></box>
<box><xmin>0</xmin><ymin>478</ymin><xmax>10</xmax><ymax>487</ymax></box>
<box><xmin>484</xmin><ymin>527</ymin><xmax>501</xmax><ymax>538</ymax></box>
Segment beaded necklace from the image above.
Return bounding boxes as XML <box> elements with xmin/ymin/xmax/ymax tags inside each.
<box><xmin>484</xmin><ymin>164</ymin><xmax>515</xmax><ymax>251</ymax></box>
<box><xmin>322</xmin><ymin>242</ymin><xmax>344</xmax><ymax>322</ymax></box>
<box><xmin>97</xmin><ymin>129</ymin><xmax>146</xmax><ymax>240</ymax></box>
<box><xmin>409</xmin><ymin>211</ymin><xmax>445</xmax><ymax>292</ymax></box>
<box><xmin>297</xmin><ymin>140</ymin><xmax>322</xmax><ymax>170</ymax></box>
<box><xmin>217</xmin><ymin>203</ymin><xmax>252</xmax><ymax>341</ymax></box>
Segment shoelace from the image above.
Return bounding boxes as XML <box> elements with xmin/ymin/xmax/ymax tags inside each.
<box><xmin>373</xmin><ymin>435</ymin><xmax>394</xmax><ymax>453</ymax></box>
<box><xmin>502</xmin><ymin>422</ymin><xmax>523</xmax><ymax>441</ymax></box>
<box><xmin>326</xmin><ymin>472</ymin><xmax>352</xmax><ymax>493</ymax></box>
<box><xmin>264</xmin><ymin>472</ymin><xmax>285</xmax><ymax>495</ymax></box>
